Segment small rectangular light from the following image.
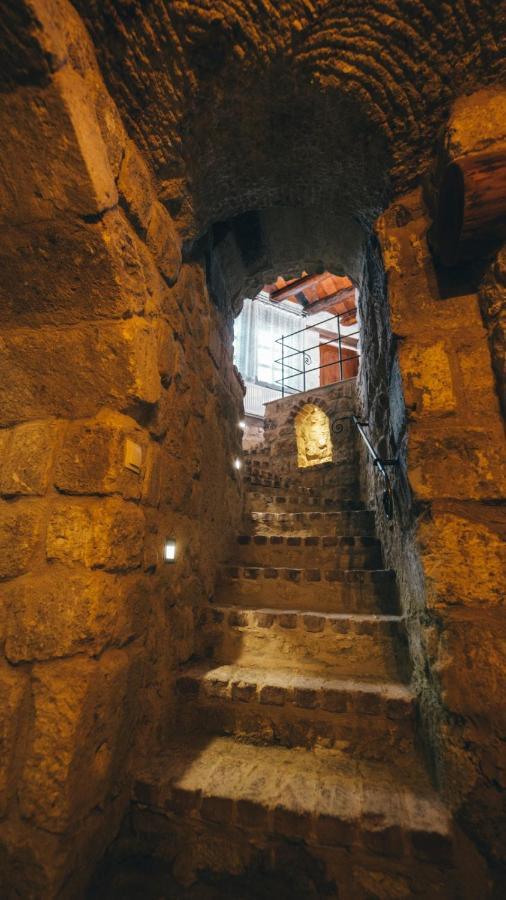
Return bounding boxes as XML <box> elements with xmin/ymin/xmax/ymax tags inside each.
<box><xmin>164</xmin><ymin>539</ymin><xmax>176</xmax><ymax>562</ymax></box>
<box><xmin>234</xmin><ymin>458</ymin><xmax>242</xmax><ymax>470</ymax></box>
<box><xmin>238</xmin><ymin>420</ymin><xmax>246</xmax><ymax>430</ymax></box>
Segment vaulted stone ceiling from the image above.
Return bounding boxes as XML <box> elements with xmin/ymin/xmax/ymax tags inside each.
<box><xmin>71</xmin><ymin>0</ymin><xmax>504</xmax><ymax>240</ymax></box>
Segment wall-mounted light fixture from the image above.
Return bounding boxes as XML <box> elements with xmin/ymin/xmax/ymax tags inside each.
<box><xmin>164</xmin><ymin>539</ymin><xmax>177</xmax><ymax>563</ymax></box>
<box><xmin>238</xmin><ymin>420</ymin><xmax>246</xmax><ymax>430</ymax></box>
<box><xmin>234</xmin><ymin>458</ymin><xmax>242</xmax><ymax>470</ymax></box>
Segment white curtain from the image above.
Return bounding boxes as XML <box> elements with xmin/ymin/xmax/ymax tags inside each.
<box><xmin>234</xmin><ymin>298</ymin><xmax>304</xmax><ymax>392</ymax></box>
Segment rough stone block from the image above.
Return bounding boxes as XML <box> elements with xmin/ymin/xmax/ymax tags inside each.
<box><xmin>0</xmin><ymin>210</ymin><xmax>150</xmax><ymax>327</ymax></box>
<box><xmin>408</xmin><ymin>426</ymin><xmax>506</xmax><ymax>500</ymax></box>
<box><xmin>4</xmin><ymin>570</ymin><xmax>148</xmax><ymax>663</ymax></box>
<box><xmin>146</xmin><ymin>201</ymin><xmax>182</xmax><ymax>285</ymax></box>
<box><xmin>0</xmin><ymin>664</ymin><xmax>29</xmax><ymax>817</ymax></box>
<box><xmin>0</xmin><ymin>502</ymin><xmax>44</xmax><ymax>578</ymax></box>
<box><xmin>54</xmin><ymin>412</ymin><xmax>149</xmax><ymax>499</ymax></box>
<box><xmin>19</xmin><ymin>650</ymin><xmax>140</xmax><ymax>831</ymax></box>
<box><xmin>0</xmin><ymin>318</ymin><xmax>160</xmax><ymax>423</ymax></box>
<box><xmin>435</xmin><ymin>618</ymin><xmax>506</xmax><ymax>726</ymax></box>
<box><xmin>418</xmin><ymin>511</ymin><xmax>506</xmax><ymax>607</ymax></box>
<box><xmin>118</xmin><ymin>140</ymin><xmax>155</xmax><ymax>231</ymax></box>
<box><xmin>46</xmin><ymin>499</ymin><xmax>145</xmax><ymax>571</ymax></box>
<box><xmin>0</xmin><ymin>81</ymin><xmax>117</xmax><ymax>226</ymax></box>
<box><xmin>259</xmin><ymin>685</ymin><xmax>285</xmax><ymax>706</ymax></box>
<box><xmin>399</xmin><ymin>341</ymin><xmax>456</xmax><ymax>417</ymax></box>
<box><xmin>0</xmin><ymin>421</ymin><xmax>57</xmax><ymax>496</ymax></box>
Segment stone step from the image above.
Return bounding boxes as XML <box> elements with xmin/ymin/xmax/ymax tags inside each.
<box><xmin>176</xmin><ymin>663</ymin><xmax>416</xmax><ymax>759</ymax></box>
<box><xmin>244</xmin><ymin>463</ymin><xmax>358</xmax><ymax>484</ymax></box>
<box><xmin>232</xmin><ymin>534</ymin><xmax>383</xmax><ymax>568</ymax></box>
<box><xmin>198</xmin><ymin>605</ymin><xmax>409</xmax><ymax>681</ymax></box>
<box><xmin>133</xmin><ymin>738</ymin><xmax>453</xmax><ymax>871</ymax></box>
<box><xmin>245</xmin><ymin>477</ymin><xmax>358</xmax><ymax>495</ymax></box>
<box><xmin>247</xmin><ymin>509</ymin><xmax>376</xmax><ymax>537</ymax></box>
<box><xmin>245</xmin><ymin>491</ymin><xmax>365</xmax><ymax>513</ymax></box>
<box><xmin>216</xmin><ymin>566</ymin><xmax>399</xmax><ymax>614</ymax></box>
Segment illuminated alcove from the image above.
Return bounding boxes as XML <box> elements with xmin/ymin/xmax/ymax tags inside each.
<box><xmin>295</xmin><ymin>404</ymin><xmax>333</xmax><ymax>468</ymax></box>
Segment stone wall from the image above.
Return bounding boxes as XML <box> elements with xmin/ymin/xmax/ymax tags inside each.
<box><xmin>1</xmin><ymin>2</ymin><xmax>505</xmax><ymax>896</ymax></box>
<box><xmin>0</xmin><ymin>3</ymin><xmax>243</xmax><ymax>896</ymax></box>
<box><xmin>357</xmin><ymin>91</ymin><xmax>506</xmax><ymax>886</ymax></box>
<box><xmin>264</xmin><ymin>381</ymin><xmax>359</xmax><ymax>469</ymax></box>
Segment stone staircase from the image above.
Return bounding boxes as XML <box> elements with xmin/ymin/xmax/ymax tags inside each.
<box><xmin>130</xmin><ymin>391</ymin><xmax>459</xmax><ymax>898</ymax></box>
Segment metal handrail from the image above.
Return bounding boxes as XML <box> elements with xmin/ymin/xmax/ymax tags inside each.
<box><xmin>333</xmin><ymin>415</ymin><xmax>398</xmax><ymax>520</ymax></box>
<box><xmin>352</xmin><ymin>416</ymin><xmax>398</xmax><ymax>521</ymax></box>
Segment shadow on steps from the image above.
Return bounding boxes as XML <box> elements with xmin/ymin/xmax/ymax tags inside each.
<box><xmin>89</xmin><ymin>849</ymin><xmax>336</xmax><ymax>899</ymax></box>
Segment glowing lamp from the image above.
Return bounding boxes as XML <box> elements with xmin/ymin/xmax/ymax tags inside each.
<box><xmin>238</xmin><ymin>420</ymin><xmax>246</xmax><ymax>430</ymax></box>
<box><xmin>234</xmin><ymin>458</ymin><xmax>242</xmax><ymax>470</ymax></box>
<box><xmin>164</xmin><ymin>539</ymin><xmax>176</xmax><ymax>563</ymax></box>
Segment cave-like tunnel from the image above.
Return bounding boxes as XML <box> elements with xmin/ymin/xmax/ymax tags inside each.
<box><xmin>0</xmin><ymin>2</ymin><xmax>505</xmax><ymax>898</ymax></box>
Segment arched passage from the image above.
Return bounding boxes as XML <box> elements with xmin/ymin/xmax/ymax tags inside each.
<box><xmin>0</xmin><ymin>2</ymin><xmax>504</xmax><ymax>897</ymax></box>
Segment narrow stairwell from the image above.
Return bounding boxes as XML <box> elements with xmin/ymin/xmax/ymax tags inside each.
<box><xmin>132</xmin><ymin>389</ymin><xmax>458</xmax><ymax>899</ymax></box>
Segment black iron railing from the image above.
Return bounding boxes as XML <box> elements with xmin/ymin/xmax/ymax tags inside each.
<box><xmin>333</xmin><ymin>414</ymin><xmax>398</xmax><ymax>520</ymax></box>
<box><xmin>274</xmin><ymin>308</ymin><xmax>360</xmax><ymax>397</ymax></box>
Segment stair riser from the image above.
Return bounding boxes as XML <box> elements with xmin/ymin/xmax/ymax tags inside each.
<box><xmin>216</xmin><ymin>577</ymin><xmax>399</xmax><ymax>614</ymax></box>
<box><xmin>245</xmin><ymin>495</ymin><xmax>363</xmax><ymax>513</ymax></box>
<box><xmin>200</xmin><ymin>620</ymin><xmax>409</xmax><ymax>681</ymax></box>
<box><xmin>244</xmin><ymin>470</ymin><xmax>358</xmax><ymax>489</ymax></box>
<box><xmin>233</xmin><ymin>544</ymin><xmax>383</xmax><ymax>568</ymax></box>
<box><xmin>247</xmin><ymin>511</ymin><xmax>376</xmax><ymax>537</ymax></box>
<box><xmin>177</xmin><ymin>697</ymin><xmax>415</xmax><ymax>759</ymax></box>
<box><xmin>130</xmin><ymin>804</ymin><xmax>455</xmax><ymax>892</ymax></box>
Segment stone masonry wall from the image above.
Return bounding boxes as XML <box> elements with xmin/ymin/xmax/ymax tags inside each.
<box><xmin>0</xmin><ymin>3</ymin><xmax>243</xmax><ymax>897</ymax></box>
<box><xmin>357</xmin><ymin>92</ymin><xmax>506</xmax><ymax>886</ymax></box>
<box><xmin>263</xmin><ymin>382</ymin><xmax>359</xmax><ymax>465</ymax></box>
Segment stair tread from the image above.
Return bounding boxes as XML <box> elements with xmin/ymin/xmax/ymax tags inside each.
<box><xmin>136</xmin><ymin>736</ymin><xmax>451</xmax><ymax>837</ymax></box>
<box><xmin>236</xmin><ymin>534</ymin><xmax>380</xmax><ymax>544</ymax></box>
<box><xmin>212</xmin><ymin>604</ymin><xmax>403</xmax><ymax>623</ymax></box>
<box><xmin>178</xmin><ymin>661</ymin><xmax>414</xmax><ymax>701</ymax></box>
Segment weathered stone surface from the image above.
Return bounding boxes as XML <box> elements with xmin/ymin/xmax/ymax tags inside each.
<box><xmin>445</xmin><ymin>87</ymin><xmax>506</xmax><ymax>160</ymax></box>
<box><xmin>0</xmin><ymin>318</ymin><xmax>160</xmax><ymax>423</ymax></box>
<box><xmin>0</xmin><ymin>501</ymin><xmax>44</xmax><ymax>579</ymax></box>
<box><xmin>480</xmin><ymin>243</ymin><xmax>506</xmax><ymax>416</ymax></box>
<box><xmin>0</xmin><ymin>209</ymin><xmax>153</xmax><ymax>327</ymax></box>
<box><xmin>146</xmin><ymin>201</ymin><xmax>182</xmax><ymax>285</ymax></box>
<box><xmin>0</xmin><ymin>665</ymin><xmax>29</xmax><ymax>818</ymax></box>
<box><xmin>76</xmin><ymin>0</ymin><xmax>504</xmax><ymax>240</ymax></box>
<box><xmin>0</xmin><ymin>420</ymin><xmax>57</xmax><ymax>497</ymax></box>
<box><xmin>398</xmin><ymin>341</ymin><xmax>456</xmax><ymax>418</ymax></box>
<box><xmin>418</xmin><ymin>511</ymin><xmax>506</xmax><ymax>609</ymax></box>
<box><xmin>407</xmin><ymin>426</ymin><xmax>506</xmax><ymax>501</ymax></box>
<box><xmin>54</xmin><ymin>412</ymin><xmax>149</xmax><ymax>499</ymax></box>
<box><xmin>4</xmin><ymin>570</ymin><xmax>148</xmax><ymax>663</ymax></box>
<box><xmin>19</xmin><ymin>650</ymin><xmax>141</xmax><ymax>831</ymax></box>
<box><xmin>435</xmin><ymin>617</ymin><xmax>506</xmax><ymax>728</ymax></box>
<box><xmin>118</xmin><ymin>139</ymin><xmax>155</xmax><ymax>232</ymax></box>
<box><xmin>0</xmin><ymin>82</ymin><xmax>116</xmax><ymax>225</ymax></box>
<box><xmin>365</xmin><ymin>177</ymin><xmax>506</xmax><ymax>886</ymax></box>
<box><xmin>47</xmin><ymin>499</ymin><xmax>145</xmax><ymax>570</ymax></box>
<box><xmin>0</xmin><ymin>3</ymin><xmax>504</xmax><ymax>896</ymax></box>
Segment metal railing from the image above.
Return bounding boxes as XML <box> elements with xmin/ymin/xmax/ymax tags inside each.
<box><xmin>333</xmin><ymin>414</ymin><xmax>398</xmax><ymax>520</ymax></box>
<box><xmin>274</xmin><ymin>308</ymin><xmax>360</xmax><ymax>397</ymax></box>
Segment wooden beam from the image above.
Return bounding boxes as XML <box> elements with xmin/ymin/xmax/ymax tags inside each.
<box><xmin>269</xmin><ymin>273</ymin><xmax>328</xmax><ymax>303</ymax></box>
<box><xmin>303</xmin><ymin>287</ymin><xmax>356</xmax><ymax>317</ymax></box>
<box><xmin>436</xmin><ymin>145</ymin><xmax>506</xmax><ymax>265</ymax></box>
